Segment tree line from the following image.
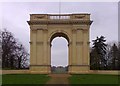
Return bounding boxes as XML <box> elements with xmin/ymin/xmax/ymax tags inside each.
<box><xmin>90</xmin><ymin>36</ymin><xmax>120</xmax><ymax>70</ymax></box>
<box><xmin>1</xmin><ymin>29</ymin><xmax>29</xmax><ymax>69</ymax></box>
<box><xmin>1</xmin><ymin>29</ymin><xmax>120</xmax><ymax>70</ymax></box>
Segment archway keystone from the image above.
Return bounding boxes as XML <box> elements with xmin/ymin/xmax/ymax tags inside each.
<box><xmin>27</xmin><ymin>13</ymin><xmax>92</xmax><ymax>74</ymax></box>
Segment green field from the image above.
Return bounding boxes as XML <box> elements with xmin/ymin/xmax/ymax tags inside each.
<box><xmin>69</xmin><ymin>74</ymin><xmax>119</xmax><ymax>85</ymax></box>
<box><xmin>1</xmin><ymin>74</ymin><xmax>120</xmax><ymax>86</ymax></box>
<box><xmin>2</xmin><ymin>74</ymin><xmax>50</xmax><ymax>85</ymax></box>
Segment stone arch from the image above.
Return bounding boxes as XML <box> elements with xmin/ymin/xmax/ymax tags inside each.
<box><xmin>49</xmin><ymin>30</ymin><xmax>71</xmax><ymax>72</ymax></box>
<box><xmin>48</xmin><ymin>30</ymin><xmax>71</xmax><ymax>45</ymax></box>
<box><xmin>50</xmin><ymin>32</ymin><xmax>69</xmax><ymax>69</ymax></box>
<box><xmin>27</xmin><ymin>13</ymin><xmax>92</xmax><ymax>74</ymax></box>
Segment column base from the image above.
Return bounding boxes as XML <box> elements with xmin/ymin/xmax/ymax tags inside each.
<box><xmin>68</xmin><ymin>65</ymin><xmax>90</xmax><ymax>74</ymax></box>
<box><xmin>30</xmin><ymin>65</ymin><xmax>51</xmax><ymax>74</ymax></box>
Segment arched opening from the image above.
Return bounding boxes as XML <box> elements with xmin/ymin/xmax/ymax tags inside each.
<box><xmin>50</xmin><ymin>32</ymin><xmax>69</xmax><ymax>73</ymax></box>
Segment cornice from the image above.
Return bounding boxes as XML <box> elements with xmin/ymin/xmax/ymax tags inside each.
<box><xmin>27</xmin><ymin>20</ymin><xmax>93</xmax><ymax>25</ymax></box>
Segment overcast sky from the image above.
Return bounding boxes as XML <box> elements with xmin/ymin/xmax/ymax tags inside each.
<box><xmin>1</xmin><ymin>2</ymin><xmax>118</xmax><ymax>66</ymax></box>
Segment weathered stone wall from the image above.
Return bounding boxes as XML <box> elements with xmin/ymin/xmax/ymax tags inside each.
<box><xmin>27</xmin><ymin>13</ymin><xmax>92</xmax><ymax>74</ymax></box>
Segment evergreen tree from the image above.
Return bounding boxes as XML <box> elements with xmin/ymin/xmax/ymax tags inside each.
<box><xmin>91</xmin><ymin>36</ymin><xmax>107</xmax><ymax>70</ymax></box>
<box><xmin>110</xmin><ymin>43</ymin><xmax>118</xmax><ymax>69</ymax></box>
<box><xmin>117</xmin><ymin>42</ymin><xmax>120</xmax><ymax>69</ymax></box>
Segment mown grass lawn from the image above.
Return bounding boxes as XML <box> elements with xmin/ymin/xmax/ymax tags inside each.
<box><xmin>69</xmin><ymin>74</ymin><xmax>119</xmax><ymax>85</ymax></box>
<box><xmin>2</xmin><ymin>74</ymin><xmax>50</xmax><ymax>85</ymax></box>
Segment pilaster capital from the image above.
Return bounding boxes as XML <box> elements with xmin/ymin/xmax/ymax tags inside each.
<box><xmin>83</xmin><ymin>28</ymin><xmax>88</xmax><ymax>32</ymax></box>
<box><xmin>29</xmin><ymin>41</ymin><xmax>32</xmax><ymax>44</ymax></box>
<box><xmin>76</xmin><ymin>41</ymin><xmax>83</xmax><ymax>45</ymax></box>
<box><xmin>36</xmin><ymin>41</ymin><xmax>43</xmax><ymax>45</ymax></box>
<box><xmin>76</xmin><ymin>28</ymin><xmax>83</xmax><ymax>30</ymax></box>
<box><xmin>47</xmin><ymin>41</ymin><xmax>52</xmax><ymax>47</ymax></box>
<box><xmin>32</xmin><ymin>29</ymin><xmax>37</xmax><ymax>32</ymax></box>
<box><xmin>87</xmin><ymin>41</ymin><xmax>90</xmax><ymax>44</ymax></box>
<box><xmin>37</xmin><ymin>28</ymin><xmax>43</xmax><ymax>30</ymax></box>
<box><xmin>47</xmin><ymin>41</ymin><xmax>50</xmax><ymax>45</ymax></box>
<box><xmin>72</xmin><ymin>29</ymin><xmax>77</xmax><ymax>33</ymax></box>
<box><xmin>43</xmin><ymin>28</ymin><xmax>48</xmax><ymax>33</ymax></box>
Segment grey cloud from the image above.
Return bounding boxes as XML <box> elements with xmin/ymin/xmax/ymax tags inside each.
<box><xmin>1</xmin><ymin>2</ymin><xmax>118</xmax><ymax>66</ymax></box>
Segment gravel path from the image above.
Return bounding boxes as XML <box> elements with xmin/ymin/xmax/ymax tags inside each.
<box><xmin>46</xmin><ymin>74</ymin><xmax>70</xmax><ymax>85</ymax></box>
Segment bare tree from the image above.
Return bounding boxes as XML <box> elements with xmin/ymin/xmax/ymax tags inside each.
<box><xmin>2</xmin><ymin>29</ymin><xmax>29</xmax><ymax>69</ymax></box>
<box><xmin>105</xmin><ymin>44</ymin><xmax>113</xmax><ymax>69</ymax></box>
<box><xmin>15</xmin><ymin>44</ymin><xmax>29</xmax><ymax>69</ymax></box>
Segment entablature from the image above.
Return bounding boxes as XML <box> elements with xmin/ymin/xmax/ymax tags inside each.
<box><xmin>27</xmin><ymin>13</ymin><xmax>93</xmax><ymax>26</ymax></box>
<box><xmin>28</xmin><ymin>20</ymin><xmax>92</xmax><ymax>25</ymax></box>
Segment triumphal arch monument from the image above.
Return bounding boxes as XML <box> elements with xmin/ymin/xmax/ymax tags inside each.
<box><xmin>27</xmin><ymin>13</ymin><xmax>92</xmax><ymax>74</ymax></box>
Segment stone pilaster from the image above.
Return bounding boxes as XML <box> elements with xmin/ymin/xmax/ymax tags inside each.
<box><xmin>36</xmin><ymin>29</ymin><xmax>43</xmax><ymax>65</ymax></box>
<box><xmin>76</xmin><ymin>29</ymin><xmax>83</xmax><ymax>65</ymax></box>
<box><xmin>43</xmin><ymin>29</ymin><xmax>48</xmax><ymax>65</ymax></box>
<box><xmin>30</xmin><ymin>29</ymin><xmax>37</xmax><ymax>66</ymax></box>
<box><xmin>72</xmin><ymin>29</ymin><xmax>77</xmax><ymax>65</ymax></box>
<box><xmin>82</xmin><ymin>28</ymin><xmax>89</xmax><ymax>70</ymax></box>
